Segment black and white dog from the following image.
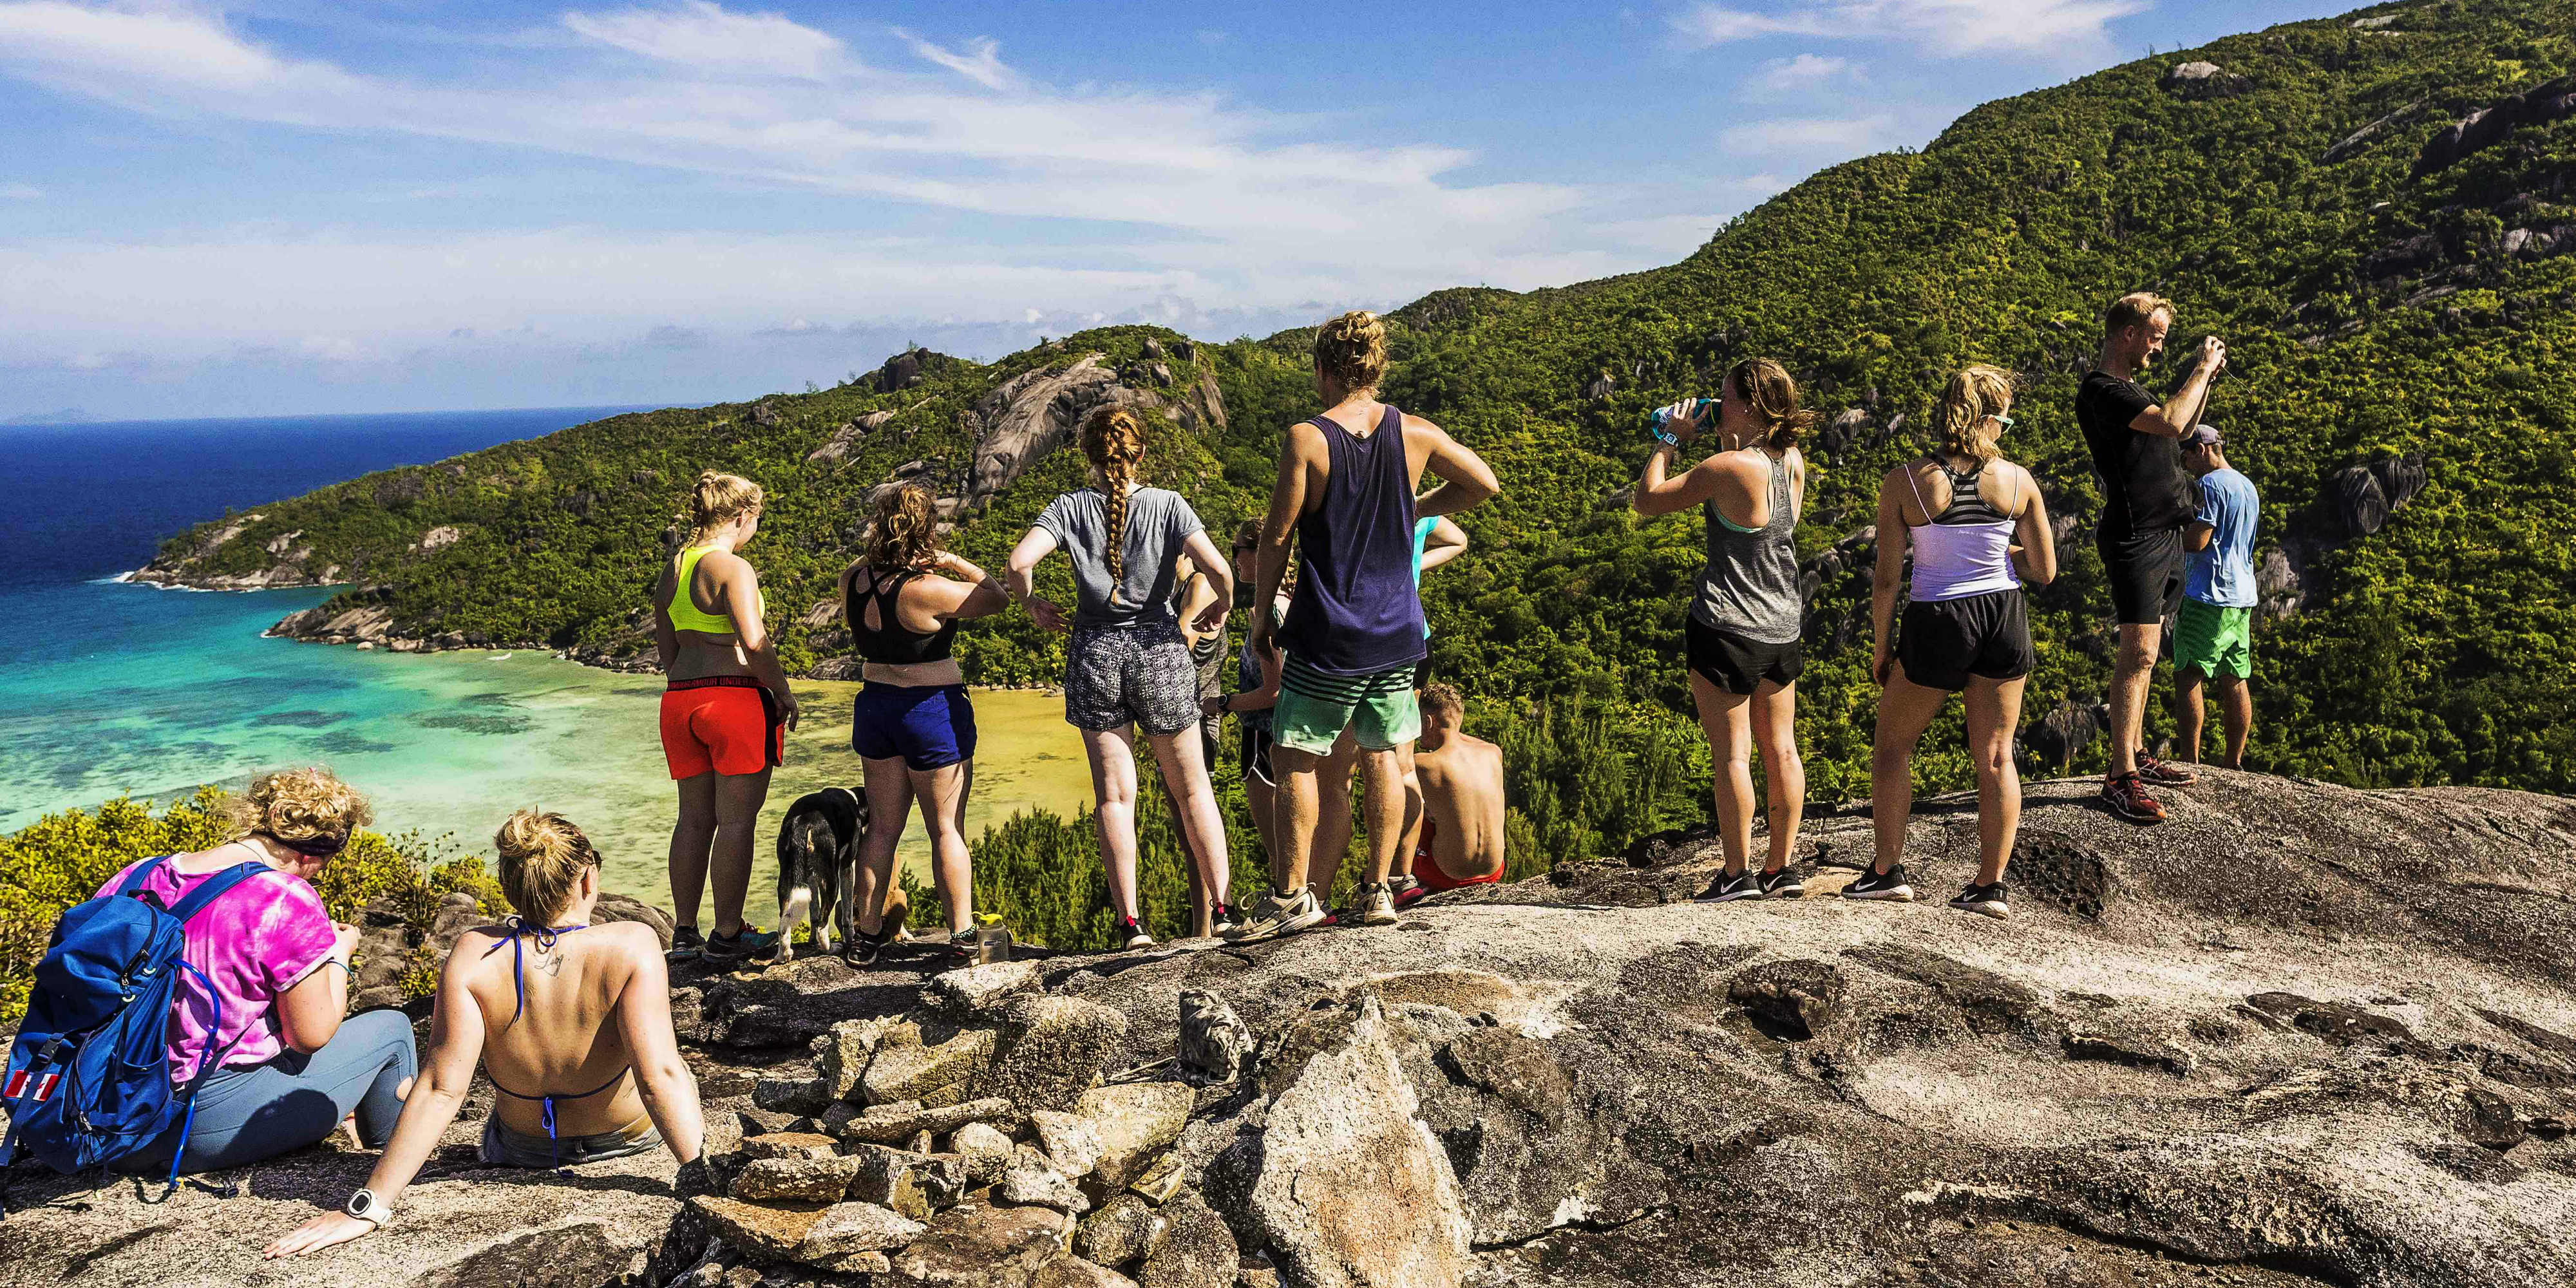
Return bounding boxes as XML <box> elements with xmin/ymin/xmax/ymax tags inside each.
<box><xmin>774</xmin><ymin>787</ymin><xmax>865</xmax><ymax>962</ymax></box>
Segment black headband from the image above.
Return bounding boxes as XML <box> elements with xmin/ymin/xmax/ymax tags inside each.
<box><xmin>273</xmin><ymin>831</ymin><xmax>348</xmax><ymax>859</ymax></box>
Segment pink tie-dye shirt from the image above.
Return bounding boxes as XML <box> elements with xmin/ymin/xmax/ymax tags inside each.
<box><xmin>96</xmin><ymin>857</ymin><xmax>338</xmax><ymax>1078</ymax></box>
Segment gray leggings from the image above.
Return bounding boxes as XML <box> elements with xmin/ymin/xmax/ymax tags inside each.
<box><xmin>120</xmin><ymin>1008</ymin><xmax>417</xmax><ymax>1176</ymax></box>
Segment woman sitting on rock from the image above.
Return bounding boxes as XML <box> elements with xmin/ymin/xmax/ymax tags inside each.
<box><xmin>103</xmin><ymin>768</ymin><xmax>415</xmax><ymax>1178</ymax></box>
<box><xmin>1005</xmin><ymin>404</ymin><xmax>1238</xmax><ymax>949</ymax></box>
<box><xmin>1856</xmin><ymin>364</ymin><xmax>2058</xmax><ymax>918</ymax></box>
<box><xmin>264</xmin><ymin>811</ymin><xmax>706</xmax><ymax>1259</ymax></box>
<box><xmin>840</xmin><ymin>482</ymin><xmax>1009</xmax><ymax>964</ymax></box>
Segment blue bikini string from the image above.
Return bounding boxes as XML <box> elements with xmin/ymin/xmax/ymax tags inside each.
<box><xmin>482</xmin><ymin>917</ymin><xmax>596</xmax><ymax>1168</ymax></box>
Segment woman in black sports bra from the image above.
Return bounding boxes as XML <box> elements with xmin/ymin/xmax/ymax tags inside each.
<box><xmin>265</xmin><ymin>811</ymin><xmax>705</xmax><ymax>1258</ymax></box>
<box><xmin>839</xmin><ymin>484</ymin><xmax>1009</xmax><ymax>964</ymax></box>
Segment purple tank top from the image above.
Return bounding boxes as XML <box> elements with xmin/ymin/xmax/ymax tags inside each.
<box><xmin>1278</xmin><ymin>405</ymin><xmax>1428</xmax><ymax>676</ymax></box>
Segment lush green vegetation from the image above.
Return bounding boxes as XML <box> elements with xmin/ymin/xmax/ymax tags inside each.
<box><xmin>128</xmin><ymin>2</ymin><xmax>2576</xmax><ymax>951</ymax></box>
<box><xmin>0</xmin><ymin>791</ymin><xmax>506</xmax><ymax>1021</ymax></box>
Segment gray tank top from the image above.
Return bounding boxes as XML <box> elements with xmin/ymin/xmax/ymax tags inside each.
<box><xmin>1690</xmin><ymin>451</ymin><xmax>1802</xmax><ymax>644</ymax></box>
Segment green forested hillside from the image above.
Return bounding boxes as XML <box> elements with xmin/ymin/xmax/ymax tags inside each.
<box><xmin>144</xmin><ymin>0</ymin><xmax>2576</xmax><ymax>840</ymax></box>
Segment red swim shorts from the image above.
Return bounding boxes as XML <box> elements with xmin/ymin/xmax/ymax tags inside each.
<box><xmin>661</xmin><ymin>678</ymin><xmax>784</xmax><ymax>779</ymax></box>
<box><xmin>1412</xmin><ymin>819</ymin><xmax>1504</xmax><ymax>893</ymax></box>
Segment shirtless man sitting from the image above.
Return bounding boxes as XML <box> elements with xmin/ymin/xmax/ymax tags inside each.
<box><xmin>1407</xmin><ymin>683</ymin><xmax>1507</xmax><ymax>894</ymax></box>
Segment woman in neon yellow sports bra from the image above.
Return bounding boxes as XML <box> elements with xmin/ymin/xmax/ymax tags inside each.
<box><xmin>651</xmin><ymin>471</ymin><xmax>800</xmax><ymax>966</ymax></box>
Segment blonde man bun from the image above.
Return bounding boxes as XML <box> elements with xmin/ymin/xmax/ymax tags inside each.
<box><xmin>494</xmin><ymin>810</ymin><xmax>601</xmax><ymax>923</ymax></box>
<box><xmin>223</xmin><ymin>767</ymin><xmax>372</xmax><ymax>857</ymax></box>
<box><xmin>1313</xmin><ymin>310</ymin><xmax>1389</xmax><ymax>393</ymax></box>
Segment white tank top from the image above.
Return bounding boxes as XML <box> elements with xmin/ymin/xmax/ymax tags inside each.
<box><xmin>1905</xmin><ymin>460</ymin><xmax>2020</xmax><ymax>603</ymax></box>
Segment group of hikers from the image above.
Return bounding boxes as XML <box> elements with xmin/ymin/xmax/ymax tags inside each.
<box><xmin>4</xmin><ymin>291</ymin><xmax>2266</xmax><ymax>1254</ymax></box>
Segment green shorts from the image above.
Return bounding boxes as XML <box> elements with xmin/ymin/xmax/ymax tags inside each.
<box><xmin>1272</xmin><ymin>655</ymin><xmax>1420</xmax><ymax>755</ymax></box>
<box><xmin>2174</xmin><ymin>599</ymin><xmax>2253</xmax><ymax>680</ymax></box>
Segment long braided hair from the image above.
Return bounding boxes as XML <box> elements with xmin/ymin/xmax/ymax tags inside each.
<box><xmin>679</xmin><ymin>470</ymin><xmax>762</xmax><ymax>545</ymax></box>
<box><xmin>1080</xmin><ymin>405</ymin><xmax>1146</xmax><ymax>594</ymax></box>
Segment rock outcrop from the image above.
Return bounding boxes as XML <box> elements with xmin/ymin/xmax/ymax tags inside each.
<box><xmin>5</xmin><ymin>773</ymin><xmax>2573</xmax><ymax>1287</ymax></box>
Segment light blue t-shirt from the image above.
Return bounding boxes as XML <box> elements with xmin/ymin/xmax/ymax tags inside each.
<box><xmin>1410</xmin><ymin>516</ymin><xmax>1438</xmax><ymax>639</ymax></box>
<box><xmin>2186</xmin><ymin>468</ymin><xmax>2260</xmax><ymax>608</ymax></box>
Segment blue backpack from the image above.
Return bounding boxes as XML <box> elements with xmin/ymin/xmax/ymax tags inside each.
<box><xmin>0</xmin><ymin>855</ymin><xmax>271</xmax><ymax>1196</ymax></box>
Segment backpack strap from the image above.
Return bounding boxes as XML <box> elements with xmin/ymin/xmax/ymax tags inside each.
<box><xmin>166</xmin><ymin>862</ymin><xmax>275</xmax><ymax>925</ymax></box>
<box><xmin>114</xmin><ymin>853</ymin><xmax>177</xmax><ymax>901</ymax></box>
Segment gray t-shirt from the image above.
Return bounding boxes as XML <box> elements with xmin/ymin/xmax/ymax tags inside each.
<box><xmin>1035</xmin><ymin>486</ymin><xmax>1206</xmax><ymax>629</ymax></box>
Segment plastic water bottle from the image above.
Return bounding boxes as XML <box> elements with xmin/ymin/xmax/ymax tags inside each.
<box><xmin>1647</xmin><ymin>397</ymin><xmax>1721</xmax><ymax>440</ymax></box>
<box><xmin>974</xmin><ymin>913</ymin><xmax>1012</xmax><ymax>965</ymax></box>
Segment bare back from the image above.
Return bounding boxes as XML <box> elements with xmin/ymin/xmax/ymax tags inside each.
<box><xmin>1416</xmin><ymin>732</ymin><xmax>1507</xmax><ymax>878</ymax></box>
<box><xmin>451</xmin><ymin>922</ymin><xmax>659</xmax><ymax>1137</ymax></box>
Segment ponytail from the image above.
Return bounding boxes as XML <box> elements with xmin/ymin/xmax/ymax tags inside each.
<box><xmin>1079</xmin><ymin>405</ymin><xmax>1146</xmax><ymax>590</ymax></box>
<box><xmin>1934</xmin><ymin>365</ymin><xmax>2015</xmax><ymax>464</ymax></box>
<box><xmin>679</xmin><ymin>471</ymin><xmax>762</xmax><ymax>545</ymax></box>
<box><xmin>1727</xmin><ymin>357</ymin><xmax>1817</xmax><ymax>453</ymax></box>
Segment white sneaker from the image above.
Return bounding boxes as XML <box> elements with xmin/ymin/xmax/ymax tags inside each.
<box><xmin>1223</xmin><ymin>888</ymin><xmax>1327</xmax><ymax>942</ymax></box>
<box><xmin>1356</xmin><ymin>883</ymin><xmax>1398</xmax><ymax>926</ymax></box>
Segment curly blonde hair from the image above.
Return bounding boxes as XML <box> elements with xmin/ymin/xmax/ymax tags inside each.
<box><xmin>864</xmin><ymin>482</ymin><xmax>940</xmax><ymax>571</ymax></box>
<box><xmin>493</xmin><ymin>810</ymin><xmax>601</xmax><ymax>923</ymax></box>
<box><xmin>1934</xmin><ymin>365</ymin><xmax>2016</xmax><ymax>464</ymax></box>
<box><xmin>1081</xmin><ymin>405</ymin><xmax>1148</xmax><ymax>590</ymax></box>
<box><xmin>222</xmin><ymin>768</ymin><xmax>373</xmax><ymax>857</ymax></box>
<box><xmin>1313</xmin><ymin>310</ymin><xmax>1389</xmax><ymax>393</ymax></box>
<box><xmin>679</xmin><ymin>471</ymin><xmax>762</xmax><ymax>545</ymax></box>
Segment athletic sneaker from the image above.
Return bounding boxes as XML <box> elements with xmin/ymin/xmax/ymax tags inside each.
<box><xmin>841</xmin><ymin>925</ymin><xmax>895</xmax><ymax>967</ymax></box>
<box><xmin>946</xmin><ymin>928</ymin><xmax>978</xmax><ymax>960</ymax></box>
<box><xmin>2099</xmin><ymin>772</ymin><xmax>2168</xmax><ymax>824</ymax></box>
<box><xmin>1948</xmin><ymin>882</ymin><xmax>2011</xmax><ymax>920</ymax></box>
<box><xmin>1355</xmin><ymin>883</ymin><xmax>1399</xmax><ymax>926</ymax></box>
<box><xmin>1841</xmin><ymin>864</ymin><xmax>1915</xmax><ymax>902</ymax></box>
<box><xmin>1694</xmin><ymin>869</ymin><xmax>1764</xmax><ymax>903</ymax></box>
<box><xmin>665</xmin><ymin>925</ymin><xmax>705</xmax><ymax>963</ymax></box>
<box><xmin>1115</xmin><ymin>916</ymin><xmax>1155</xmax><ymax>951</ymax></box>
<box><xmin>1388</xmin><ymin>875</ymin><xmax>1428</xmax><ymax>911</ymax></box>
<box><xmin>2134</xmin><ymin>749</ymin><xmax>2196</xmax><ymax>787</ymax></box>
<box><xmin>702</xmin><ymin>925</ymin><xmax>782</xmax><ymax>966</ymax></box>
<box><xmin>1210</xmin><ymin>902</ymin><xmax>1245</xmax><ymax>936</ymax></box>
<box><xmin>1757</xmin><ymin>867</ymin><xmax>1806</xmax><ymax>900</ymax></box>
<box><xmin>1224</xmin><ymin>887</ymin><xmax>1328</xmax><ymax>942</ymax></box>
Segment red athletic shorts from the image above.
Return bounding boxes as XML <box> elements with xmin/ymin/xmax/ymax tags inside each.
<box><xmin>661</xmin><ymin>677</ymin><xmax>784</xmax><ymax>779</ymax></box>
<box><xmin>1412</xmin><ymin>819</ymin><xmax>1504</xmax><ymax>893</ymax></box>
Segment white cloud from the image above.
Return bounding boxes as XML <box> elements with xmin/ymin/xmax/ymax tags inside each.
<box><xmin>1719</xmin><ymin>113</ymin><xmax>1899</xmax><ymax>155</ymax></box>
<box><xmin>896</xmin><ymin>32</ymin><xmax>1016</xmax><ymax>91</ymax></box>
<box><xmin>561</xmin><ymin>1</ymin><xmax>848</xmax><ymax>80</ymax></box>
<box><xmin>1671</xmin><ymin>0</ymin><xmax>2147</xmax><ymax>57</ymax></box>
<box><xmin>0</xmin><ymin>183</ymin><xmax>41</xmax><ymax>200</ymax></box>
<box><xmin>1755</xmin><ymin>53</ymin><xmax>1854</xmax><ymax>91</ymax></box>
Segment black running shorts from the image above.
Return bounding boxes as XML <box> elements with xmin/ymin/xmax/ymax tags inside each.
<box><xmin>1897</xmin><ymin>587</ymin><xmax>2035</xmax><ymax>692</ymax></box>
<box><xmin>2098</xmin><ymin>524</ymin><xmax>2185</xmax><ymax>627</ymax></box>
<box><xmin>1238</xmin><ymin>722</ymin><xmax>1276</xmax><ymax>788</ymax></box>
<box><xmin>1685</xmin><ymin>616</ymin><xmax>1804</xmax><ymax>696</ymax></box>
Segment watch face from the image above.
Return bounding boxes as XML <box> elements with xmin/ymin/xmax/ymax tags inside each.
<box><xmin>346</xmin><ymin>1190</ymin><xmax>374</xmax><ymax>1218</ymax></box>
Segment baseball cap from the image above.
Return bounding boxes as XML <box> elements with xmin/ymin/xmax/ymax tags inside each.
<box><xmin>2184</xmin><ymin>424</ymin><xmax>2222</xmax><ymax>447</ymax></box>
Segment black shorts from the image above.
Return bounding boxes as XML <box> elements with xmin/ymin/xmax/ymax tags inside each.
<box><xmin>1685</xmin><ymin>617</ymin><xmax>1804</xmax><ymax>696</ymax></box>
<box><xmin>1897</xmin><ymin>588</ymin><xmax>2035</xmax><ymax>691</ymax></box>
<box><xmin>1238</xmin><ymin>722</ymin><xmax>1276</xmax><ymax>788</ymax></box>
<box><xmin>2098</xmin><ymin>526</ymin><xmax>2184</xmax><ymax>627</ymax></box>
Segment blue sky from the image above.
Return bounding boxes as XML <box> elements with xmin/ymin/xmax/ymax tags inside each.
<box><xmin>1</xmin><ymin>0</ymin><xmax>2358</xmax><ymax>419</ymax></box>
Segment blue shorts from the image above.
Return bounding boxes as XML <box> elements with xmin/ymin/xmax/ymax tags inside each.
<box><xmin>850</xmin><ymin>683</ymin><xmax>977</xmax><ymax>770</ymax></box>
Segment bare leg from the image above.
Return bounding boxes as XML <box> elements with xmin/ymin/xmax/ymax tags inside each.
<box><xmin>853</xmin><ymin>756</ymin><xmax>915</xmax><ymax>936</ymax></box>
<box><xmin>1689</xmin><ymin>672</ymin><xmax>1756</xmax><ymax>876</ymax></box>
<box><xmin>1246</xmin><ymin>772</ymin><xmax>1280</xmax><ymax>881</ymax></box>
<box><xmin>1271</xmin><ymin>744</ymin><xmax>1321</xmax><ymax>895</ymax></box>
<box><xmin>907</xmin><ymin>761</ymin><xmax>974</xmax><ymax>934</ymax></box>
<box><xmin>1393</xmin><ymin>742</ymin><xmax>1423</xmax><ymax>880</ymax></box>
<box><xmin>1081</xmin><ymin>725</ymin><xmax>1144</xmax><ymax>921</ymax></box>
<box><xmin>1306</xmin><ymin>730</ymin><xmax>1361</xmax><ymax>901</ymax></box>
<box><xmin>2217</xmin><ymin>677</ymin><xmax>2253</xmax><ymax>769</ymax></box>
<box><xmin>2173</xmin><ymin>667</ymin><xmax>2208</xmax><ymax>764</ymax></box>
<box><xmin>1147</xmin><ymin>726</ymin><xmax>1231</xmax><ymax>936</ymax></box>
<box><xmin>2107</xmin><ymin>623</ymin><xmax>2161</xmax><ymax>775</ymax></box>
<box><xmin>1359</xmin><ymin>746</ymin><xmax>1408</xmax><ymax>886</ymax></box>
<box><xmin>1870</xmin><ymin>676</ymin><xmax>1951</xmax><ymax>875</ymax></box>
<box><xmin>1747</xmin><ymin>679</ymin><xmax>1805</xmax><ymax>872</ymax></box>
<box><xmin>708</xmin><ymin>769</ymin><xmax>773</xmax><ymax>936</ymax></box>
<box><xmin>669</xmin><ymin>772</ymin><xmax>718</xmax><ymax>931</ymax></box>
<box><xmin>1962</xmin><ymin>676</ymin><xmax>2028</xmax><ymax>887</ymax></box>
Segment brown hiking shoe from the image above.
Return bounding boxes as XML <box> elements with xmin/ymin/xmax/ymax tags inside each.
<box><xmin>2099</xmin><ymin>772</ymin><xmax>2167</xmax><ymax>824</ymax></box>
<box><xmin>2134</xmin><ymin>749</ymin><xmax>2196</xmax><ymax>786</ymax></box>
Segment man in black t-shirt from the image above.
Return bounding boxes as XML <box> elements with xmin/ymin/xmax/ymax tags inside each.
<box><xmin>2078</xmin><ymin>291</ymin><xmax>2226</xmax><ymax>824</ymax></box>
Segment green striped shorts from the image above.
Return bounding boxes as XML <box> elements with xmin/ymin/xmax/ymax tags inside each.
<box><xmin>1272</xmin><ymin>654</ymin><xmax>1421</xmax><ymax>755</ymax></box>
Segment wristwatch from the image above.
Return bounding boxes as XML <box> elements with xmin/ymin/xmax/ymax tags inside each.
<box><xmin>346</xmin><ymin>1188</ymin><xmax>394</xmax><ymax>1229</ymax></box>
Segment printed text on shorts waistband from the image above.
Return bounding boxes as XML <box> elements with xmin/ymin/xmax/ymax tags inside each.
<box><xmin>666</xmin><ymin>675</ymin><xmax>765</xmax><ymax>693</ymax></box>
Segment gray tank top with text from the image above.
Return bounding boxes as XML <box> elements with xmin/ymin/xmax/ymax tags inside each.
<box><xmin>1690</xmin><ymin>451</ymin><xmax>1802</xmax><ymax>644</ymax></box>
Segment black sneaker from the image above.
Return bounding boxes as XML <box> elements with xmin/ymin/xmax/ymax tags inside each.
<box><xmin>1758</xmin><ymin>867</ymin><xmax>1806</xmax><ymax>899</ymax></box>
<box><xmin>841</xmin><ymin>925</ymin><xmax>895</xmax><ymax>967</ymax></box>
<box><xmin>1949</xmin><ymin>882</ymin><xmax>2011</xmax><ymax>920</ymax></box>
<box><xmin>2134</xmin><ymin>750</ymin><xmax>2195</xmax><ymax>787</ymax></box>
<box><xmin>2100</xmin><ymin>772</ymin><xmax>2168</xmax><ymax>824</ymax></box>
<box><xmin>702</xmin><ymin>925</ymin><xmax>782</xmax><ymax>966</ymax></box>
<box><xmin>666</xmin><ymin>925</ymin><xmax>705</xmax><ymax>963</ymax></box>
<box><xmin>1115</xmin><ymin>916</ymin><xmax>1155</xmax><ymax>950</ymax></box>
<box><xmin>1841</xmin><ymin>864</ymin><xmax>1915</xmax><ymax>902</ymax></box>
<box><xmin>1694</xmin><ymin>869</ymin><xmax>1763</xmax><ymax>902</ymax></box>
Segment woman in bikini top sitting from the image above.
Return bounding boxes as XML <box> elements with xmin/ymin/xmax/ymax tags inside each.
<box><xmin>264</xmin><ymin>811</ymin><xmax>705</xmax><ymax>1260</ymax></box>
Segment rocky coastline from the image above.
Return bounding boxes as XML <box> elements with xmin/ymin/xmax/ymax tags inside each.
<box><xmin>4</xmin><ymin>769</ymin><xmax>2572</xmax><ymax>1287</ymax></box>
